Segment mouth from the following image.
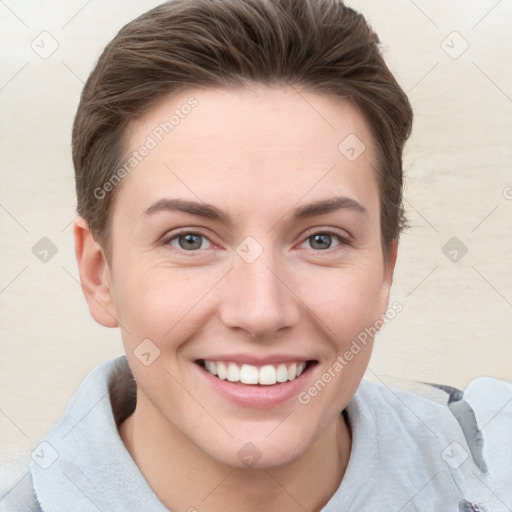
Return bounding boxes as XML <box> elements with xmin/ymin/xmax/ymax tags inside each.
<box><xmin>196</xmin><ymin>359</ymin><xmax>316</xmax><ymax>386</ymax></box>
<box><xmin>194</xmin><ymin>358</ymin><xmax>318</xmax><ymax>408</ymax></box>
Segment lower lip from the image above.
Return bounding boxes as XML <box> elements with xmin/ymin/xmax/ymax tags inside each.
<box><xmin>194</xmin><ymin>362</ymin><xmax>315</xmax><ymax>409</ymax></box>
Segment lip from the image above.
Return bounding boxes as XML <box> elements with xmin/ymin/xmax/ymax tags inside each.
<box><xmin>194</xmin><ymin>359</ymin><xmax>317</xmax><ymax>409</ymax></box>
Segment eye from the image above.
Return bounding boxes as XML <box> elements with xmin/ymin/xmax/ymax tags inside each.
<box><xmin>301</xmin><ymin>232</ymin><xmax>345</xmax><ymax>251</ymax></box>
<box><xmin>167</xmin><ymin>232</ymin><xmax>213</xmax><ymax>251</ymax></box>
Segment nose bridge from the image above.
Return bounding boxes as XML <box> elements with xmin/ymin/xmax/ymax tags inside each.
<box><xmin>219</xmin><ymin>245</ymin><xmax>300</xmax><ymax>337</ymax></box>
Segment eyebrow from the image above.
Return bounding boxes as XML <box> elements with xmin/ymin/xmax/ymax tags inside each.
<box><xmin>143</xmin><ymin>196</ymin><xmax>367</xmax><ymax>223</ymax></box>
<box><xmin>293</xmin><ymin>196</ymin><xmax>367</xmax><ymax>219</ymax></box>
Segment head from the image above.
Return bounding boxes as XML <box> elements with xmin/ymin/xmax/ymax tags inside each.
<box><xmin>74</xmin><ymin>0</ymin><xmax>412</xmax><ymax>468</ymax></box>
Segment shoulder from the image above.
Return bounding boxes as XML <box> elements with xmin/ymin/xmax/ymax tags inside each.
<box><xmin>457</xmin><ymin>377</ymin><xmax>512</xmax><ymax>474</ymax></box>
<box><xmin>0</xmin><ymin>472</ymin><xmax>43</xmax><ymax>512</ymax></box>
<box><xmin>354</xmin><ymin>375</ymin><xmax>512</xmax><ymax>454</ymax></box>
<box><xmin>1</xmin><ymin>357</ymin><xmax>133</xmax><ymax>512</ymax></box>
<box><xmin>349</xmin><ymin>376</ymin><xmax>512</xmax><ymax>507</ymax></box>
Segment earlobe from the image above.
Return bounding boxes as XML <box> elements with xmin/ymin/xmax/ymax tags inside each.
<box><xmin>74</xmin><ymin>217</ymin><xmax>119</xmax><ymax>328</ymax></box>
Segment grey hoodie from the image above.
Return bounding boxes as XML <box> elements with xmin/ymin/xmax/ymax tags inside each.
<box><xmin>1</xmin><ymin>356</ymin><xmax>511</xmax><ymax>511</ymax></box>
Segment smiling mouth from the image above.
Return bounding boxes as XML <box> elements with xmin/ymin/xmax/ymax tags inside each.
<box><xmin>196</xmin><ymin>359</ymin><xmax>317</xmax><ymax>386</ymax></box>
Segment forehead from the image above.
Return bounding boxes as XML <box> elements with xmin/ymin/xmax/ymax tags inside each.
<box><xmin>117</xmin><ymin>86</ymin><xmax>379</xmax><ymax>218</ymax></box>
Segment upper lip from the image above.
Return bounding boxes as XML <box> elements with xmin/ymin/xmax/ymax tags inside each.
<box><xmin>196</xmin><ymin>354</ymin><xmax>316</xmax><ymax>365</ymax></box>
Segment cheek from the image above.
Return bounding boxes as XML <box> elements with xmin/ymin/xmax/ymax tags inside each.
<box><xmin>295</xmin><ymin>269</ymin><xmax>383</xmax><ymax>419</ymax></box>
<box><xmin>302</xmin><ymin>264</ymin><xmax>385</xmax><ymax>339</ymax></box>
<box><xmin>112</xmin><ymin>244</ymin><xmax>386</xmax><ymax>350</ymax></box>
<box><xmin>112</xmin><ymin>264</ymin><xmax>221</xmax><ymax>348</ymax></box>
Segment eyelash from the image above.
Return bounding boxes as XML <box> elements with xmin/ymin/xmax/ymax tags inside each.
<box><xmin>161</xmin><ymin>228</ymin><xmax>351</xmax><ymax>255</ymax></box>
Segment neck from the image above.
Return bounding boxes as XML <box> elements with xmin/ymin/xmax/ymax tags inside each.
<box><xmin>119</xmin><ymin>393</ymin><xmax>351</xmax><ymax>512</ymax></box>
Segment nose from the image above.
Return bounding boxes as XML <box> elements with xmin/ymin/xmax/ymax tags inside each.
<box><xmin>218</xmin><ymin>251</ymin><xmax>301</xmax><ymax>339</ymax></box>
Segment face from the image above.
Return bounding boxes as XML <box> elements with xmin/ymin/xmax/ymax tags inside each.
<box><xmin>101</xmin><ymin>86</ymin><xmax>395</xmax><ymax>468</ymax></box>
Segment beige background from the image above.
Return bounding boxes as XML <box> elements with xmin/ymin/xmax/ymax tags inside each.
<box><xmin>1</xmin><ymin>0</ymin><xmax>511</xmax><ymax>494</ymax></box>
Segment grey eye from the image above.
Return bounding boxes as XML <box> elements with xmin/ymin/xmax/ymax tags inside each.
<box><xmin>170</xmin><ymin>233</ymin><xmax>212</xmax><ymax>251</ymax></box>
<box><xmin>308</xmin><ymin>233</ymin><xmax>336</xmax><ymax>250</ymax></box>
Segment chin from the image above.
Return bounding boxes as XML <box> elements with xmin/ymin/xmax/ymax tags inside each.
<box><xmin>197</xmin><ymin>425</ymin><xmax>317</xmax><ymax>470</ymax></box>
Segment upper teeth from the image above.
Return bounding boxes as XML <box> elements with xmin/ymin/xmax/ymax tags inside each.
<box><xmin>203</xmin><ymin>360</ymin><xmax>307</xmax><ymax>385</ymax></box>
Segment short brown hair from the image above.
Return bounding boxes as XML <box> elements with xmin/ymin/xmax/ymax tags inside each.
<box><xmin>73</xmin><ymin>0</ymin><xmax>413</xmax><ymax>258</ymax></box>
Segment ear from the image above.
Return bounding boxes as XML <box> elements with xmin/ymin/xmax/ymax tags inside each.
<box><xmin>74</xmin><ymin>217</ymin><xmax>119</xmax><ymax>328</ymax></box>
<box><xmin>379</xmin><ymin>238</ymin><xmax>399</xmax><ymax>316</ymax></box>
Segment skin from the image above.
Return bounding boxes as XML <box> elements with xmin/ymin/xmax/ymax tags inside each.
<box><xmin>75</xmin><ymin>86</ymin><xmax>398</xmax><ymax>512</ymax></box>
